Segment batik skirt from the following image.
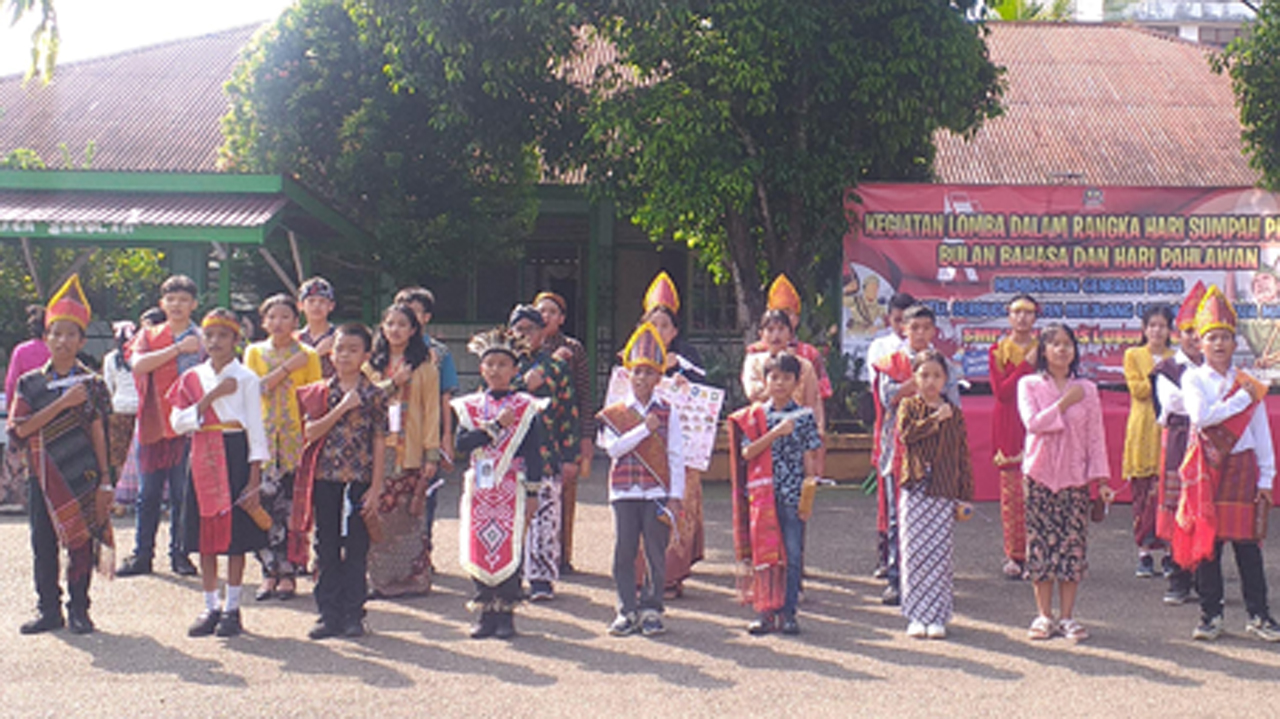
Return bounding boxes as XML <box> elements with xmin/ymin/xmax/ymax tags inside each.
<box><xmin>900</xmin><ymin>482</ymin><xmax>956</xmax><ymax>625</ymax></box>
<box><xmin>1024</xmin><ymin>478</ymin><xmax>1090</xmax><ymax>583</ymax></box>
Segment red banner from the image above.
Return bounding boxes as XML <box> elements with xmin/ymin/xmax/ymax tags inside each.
<box><xmin>843</xmin><ymin>184</ymin><xmax>1280</xmax><ymax>382</ymax></box>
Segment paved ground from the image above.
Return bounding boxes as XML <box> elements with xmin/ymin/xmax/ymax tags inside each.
<box><xmin>3</xmin><ymin>467</ymin><xmax>1280</xmax><ymax>718</ymax></box>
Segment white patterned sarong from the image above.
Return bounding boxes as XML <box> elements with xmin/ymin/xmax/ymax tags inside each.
<box><xmin>524</xmin><ymin>475</ymin><xmax>562</xmax><ymax>584</ymax></box>
<box><xmin>899</xmin><ymin>484</ymin><xmax>955</xmax><ymax>626</ymax></box>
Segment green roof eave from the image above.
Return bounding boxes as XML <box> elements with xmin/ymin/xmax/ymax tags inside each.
<box><xmin>0</xmin><ymin>169</ymin><xmax>285</xmax><ymax>195</ymax></box>
<box><xmin>280</xmin><ymin>176</ymin><xmax>373</xmax><ymax>245</ymax></box>
<box><xmin>0</xmin><ymin>222</ymin><xmax>266</xmax><ymax>245</ymax></box>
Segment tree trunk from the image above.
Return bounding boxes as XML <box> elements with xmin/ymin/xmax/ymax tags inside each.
<box><xmin>725</xmin><ymin>205</ymin><xmax>765</xmax><ymax>343</ymax></box>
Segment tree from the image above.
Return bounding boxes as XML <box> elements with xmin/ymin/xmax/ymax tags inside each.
<box><xmin>1213</xmin><ymin>0</ymin><xmax>1280</xmax><ymax>190</ymax></box>
<box><xmin>579</xmin><ymin>0</ymin><xmax>1003</xmax><ymax>331</ymax></box>
<box><xmin>986</xmin><ymin>0</ymin><xmax>1071</xmax><ymax>21</ymax></box>
<box><xmin>221</xmin><ymin>0</ymin><xmax>585</xmax><ymax>285</ymax></box>
<box><xmin>5</xmin><ymin>0</ymin><xmax>58</xmax><ymax>80</ymax></box>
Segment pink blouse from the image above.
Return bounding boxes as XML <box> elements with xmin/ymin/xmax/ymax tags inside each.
<box><xmin>1017</xmin><ymin>373</ymin><xmax>1110</xmax><ymax>491</ymax></box>
<box><xmin>5</xmin><ymin>339</ymin><xmax>50</xmax><ymax>411</ymax></box>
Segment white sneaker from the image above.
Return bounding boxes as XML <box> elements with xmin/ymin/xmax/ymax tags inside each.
<box><xmin>906</xmin><ymin>620</ymin><xmax>927</xmax><ymax>638</ymax></box>
<box><xmin>926</xmin><ymin>623</ymin><xmax>947</xmax><ymax>639</ymax></box>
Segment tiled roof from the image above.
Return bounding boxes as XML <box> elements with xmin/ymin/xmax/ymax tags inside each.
<box><xmin>0</xmin><ymin>25</ymin><xmax>262</xmax><ymax>173</ymax></box>
<box><xmin>935</xmin><ymin>23</ymin><xmax>1259</xmax><ymax>186</ymax></box>
<box><xmin>0</xmin><ymin>190</ymin><xmax>286</xmax><ymax>227</ymax></box>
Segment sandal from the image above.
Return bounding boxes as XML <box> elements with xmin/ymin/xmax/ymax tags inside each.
<box><xmin>1028</xmin><ymin>615</ymin><xmax>1056</xmax><ymax>640</ymax></box>
<box><xmin>1059</xmin><ymin>618</ymin><xmax>1089</xmax><ymax>642</ymax></box>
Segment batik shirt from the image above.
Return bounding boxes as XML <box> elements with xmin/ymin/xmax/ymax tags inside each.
<box><xmin>762</xmin><ymin>400</ymin><xmax>823</xmax><ymax>505</ymax></box>
<box><xmin>316</xmin><ymin>375</ymin><xmax>388</xmax><ymax>484</ymax></box>
<box><xmin>513</xmin><ymin>348</ymin><xmax>579</xmax><ymax>477</ymax></box>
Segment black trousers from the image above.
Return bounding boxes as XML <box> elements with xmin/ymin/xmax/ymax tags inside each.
<box><xmin>313</xmin><ymin>481</ymin><xmax>370</xmax><ymax>627</ymax></box>
<box><xmin>29</xmin><ymin>479</ymin><xmax>91</xmax><ymax>614</ymax></box>
<box><xmin>1198</xmin><ymin>540</ymin><xmax>1270</xmax><ymax>619</ymax></box>
<box><xmin>473</xmin><ymin>570</ymin><xmax>523</xmax><ymax>610</ymax></box>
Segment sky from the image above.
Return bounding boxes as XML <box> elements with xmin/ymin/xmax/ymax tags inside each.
<box><xmin>1</xmin><ymin>0</ymin><xmax>296</xmax><ymax>77</ymax></box>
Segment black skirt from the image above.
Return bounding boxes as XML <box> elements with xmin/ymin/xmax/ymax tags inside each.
<box><xmin>181</xmin><ymin>431</ymin><xmax>268</xmax><ymax>556</ymax></box>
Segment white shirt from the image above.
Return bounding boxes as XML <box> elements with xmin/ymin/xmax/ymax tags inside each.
<box><xmin>866</xmin><ymin>331</ymin><xmax>905</xmax><ymax>375</ymax></box>
<box><xmin>597</xmin><ymin>392</ymin><xmax>686</xmax><ymax>502</ymax></box>
<box><xmin>1182</xmin><ymin>364</ymin><xmax>1275</xmax><ymax>490</ymax></box>
<box><xmin>1154</xmin><ymin>350</ymin><xmax>1195</xmax><ymax>426</ymax></box>
<box><xmin>170</xmin><ymin>359</ymin><xmax>269</xmax><ymax>465</ymax></box>
<box><xmin>102</xmin><ymin>350</ymin><xmax>140</xmax><ymax>414</ymax></box>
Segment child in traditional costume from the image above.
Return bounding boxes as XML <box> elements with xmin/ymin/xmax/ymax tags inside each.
<box><xmin>1123</xmin><ymin>304</ymin><xmax>1176</xmax><ymax>579</ymax></box>
<box><xmin>742</xmin><ymin>310</ymin><xmax>824</xmax><ymax>431</ymax></box>
<box><xmin>9</xmin><ymin>275</ymin><xmax>113</xmax><ymax>635</ymax></box>
<box><xmin>896</xmin><ymin>350</ymin><xmax>973</xmax><ymax>640</ymax></box>
<box><xmin>1151</xmin><ymin>282</ymin><xmax>1206</xmax><ymax>605</ymax></box>
<box><xmin>637</xmin><ymin>272</ymin><xmax>707</xmax><ymax>597</ymax></box>
<box><xmin>535</xmin><ymin>290</ymin><xmax>592</xmax><ymax>574</ymax></box>
<box><xmin>453</xmin><ymin>328</ymin><xmax>547</xmax><ymax>639</ymax></box>
<box><xmin>599</xmin><ymin>323</ymin><xmax>686</xmax><ymax>636</ymax></box>
<box><xmin>169</xmin><ymin>309</ymin><xmax>270</xmax><ymax>638</ymax></box>
<box><xmin>867</xmin><ymin>292</ymin><xmax>915</xmax><ymax>580</ymax></box>
<box><xmin>729</xmin><ymin>353</ymin><xmax>823</xmax><ymax>635</ymax></box>
<box><xmin>508</xmin><ymin>305</ymin><xmax>579</xmax><ymax>602</ymax></box>
<box><xmin>1177</xmin><ymin>286</ymin><xmax>1280</xmax><ymax>642</ymax></box>
<box><xmin>874</xmin><ymin>305</ymin><xmax>960</xmax><ymax>606</ymax></box>
<box><xmin>119</xmin><ymin>274</ymin><xmax>204</xmax><ymax>578</ymax></box>
<box><xmin>295</xmin><ymin>323</ymin><xmax>387</xmax><ymax>640</ymax></box>
<box><xmin>365</xmin><ymin>303</ymin><xmax>440</xmax><ymax>598</ymax></box>
<box><xmin>988</xmin><ymin>294</ymin><xmax>1037</xmax><ymax>579</ymax></box>
<box><xmin>297</xmin><ymin>276</ymin><xmax>338</xmax><ymax>379</ymax></box>
<box><xmin>244</xmin><ymin>294</ymin><xmax>322</xmax><ymax>601</ymax></box>
<box><xmin>747</xmin><ymin>274</ymin><xmax>833</xmax><ymax>399</ymax></box>
<box><xmin>1018</xmin><ymin>324</ymin><xmax>1114</xmax><ymax>642</ymax></box>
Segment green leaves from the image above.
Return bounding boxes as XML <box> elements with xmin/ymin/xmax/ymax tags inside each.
<box><xmin>1215</xmin><ymin>0</ymin><xmax>1280</xmax><ymax>191</ymax></box>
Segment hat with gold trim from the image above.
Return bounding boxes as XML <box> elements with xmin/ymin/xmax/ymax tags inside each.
<box><xmin>622</xmin><ymin>322</ymin><xmax>666</xmax><ymax>372</ymax></box>
<box><xmin>46</xmin><ymin>274</ymin><xmax>91</xmax><ymax>331</ymax></box>
<box><xmin>1193</xmin><ymin>285</ymin><xmax>1236</xmax><ymax>337</ymax></box>
<box><xmin>1176</xmin><ymin>280</ymin><xmax>1207</xmax><ymax>332</ymax></box>
<box><xmin>643</xmin><ymin>271</ymin><xmax>680</xmax><ymax>315</ymax></box>
<box><xmin>767</xmin><ymin>274</ymin><xmax>802</xmax><ymax>316</ymax></box>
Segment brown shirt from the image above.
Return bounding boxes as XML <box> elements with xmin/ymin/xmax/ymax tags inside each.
<box><xmin>896</xmin><ymin>395</ymin><xmax>974</xmax><ymax>501</ymax></box>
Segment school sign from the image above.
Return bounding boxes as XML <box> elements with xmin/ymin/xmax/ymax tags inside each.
<box><xmin>842</xmin><ymin>184</ymin><xmax>1280</xmax><ymax>383</ymax></box>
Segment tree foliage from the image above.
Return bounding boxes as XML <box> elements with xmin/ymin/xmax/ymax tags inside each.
<box><xmin>4</xmin><ymin>0</ymin><xmax>58</xmax><ymax>80</ymax></box>
<box><xmin>221</xmin><ymin>0</ymin><xmax>585</xmax><ymax>285</ymax></box>
<box><xmin>580</xmin><ymin>0</ymin><xmax>1003</xmax><ymax>328</ymax></box>
<box><xmin>985</xmin><ymin>0</ymin><xmax>1071</xmax><ymax>21</ymax></box>
<box><xmin>1213</xmin><ymin>0</ymin><xmax>1280</xmax><ymax>191</ymax></box>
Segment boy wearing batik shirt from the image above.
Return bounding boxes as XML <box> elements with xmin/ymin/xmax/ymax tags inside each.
<box><xmin>1177</xmin><ymin>286</ymin><xmax>1280</xmax><ymax>643</ymax></box>
<box><xmin>295</xmin><ymin>323</ymin><xmax>388</xmax><ymax>640</ymax></box>
<box><xmin>729</xmin><ymin>353</ymin><xmax>822</xmax><ymax>636</ymax></box>
<box><xmin>599</xmin><ymin>323</ymin><xmax>685</xmax><ymax>637</ymax></box>
<box><xmin>9</xmin><ymin>275</ymin><xmax>112</xmax><ymax>635</ymax></box>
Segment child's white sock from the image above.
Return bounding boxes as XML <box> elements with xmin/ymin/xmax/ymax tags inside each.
<box><xmin>225</xmin><ymin>585</ymin><xmax>243</xmax><ymax>612</ymax></box>
<box><xmin>204</xmin><ymin>590</ymin><xmax>220</xmax><ymax>612</ymax></box>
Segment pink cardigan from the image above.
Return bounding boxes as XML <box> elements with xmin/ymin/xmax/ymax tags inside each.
<box><xmin>1017</xmin><ymin>373</ymin><xmax>1110</xmax><ymax>491</ymax></box>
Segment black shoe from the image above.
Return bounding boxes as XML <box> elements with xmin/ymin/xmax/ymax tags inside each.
<box><xmin>343</xmin><ymin>618</ymin><xmax>366</xmax><ymax>638</ymax></box>
<box><xmin>1161</xmin><ymin>555</ymin><xmax>1176</xmax><ymax>579</ymax></box>
<box><xmin>881</xmin><ymin>584</ymin><xmax>901</xmax><ymax>606</ymax></box>
<box><xmin>872</xmin><ymin>565</ymin><xmax>889</xmax><ymax>580</ymax></box>
<box><xmin>780</xmin><ymin>616</ymin><xmax>801</xmax><ymax>635</ymax></box>
<box><xmin>19</xmin><ymin>612</ymin><xmax>64</xmax><ymax>635</ymax></box>
<box><xmin>747</xmin><ymin>614</ymin><xmax>776</xmax><ymax>636</ymax></box>
<box><xmin>117</xmin><ymin>555</ymin><xmax>153</xmax><ymax>577</ymax></box>
<box><xmin>188</xmin><ymin>609</ymin><xmax>221</xmax><ymax>637</ymax></box>
<box><xmin>493</xmin><ymin>612</ymin><xmax>516</xmax><ymax>640</ymax></box>
<box><xmin>470</xmin><ymin>612</ymin><xmax>498</xmax><ymax>639</ymax></box>
<box><xmin>309</xmin><ymin>621</ymin><xmax>342</xmax><ymax>640</ymax></box>
<box><xmin>559</xmin><ymin>562</ymin><xmax>577</xmax><ymax>576</ymax></box>
<box><xmin>215</xmin><ymin>609</ymin><xmax>243</xmax><ymax>637</ymax></box>
<box><xmin>171</xmin><ymin>555</ymin><xmax>198</xmax><ymax>577</ymax></box>
<box><xmin>67</xmin><ymin>609</ymin><xmax>95</xmax><ymax>635</ymax></box>
<box><xmin>1162</xmin><ymin>587</ymin><xmax>1193</xmax><ymax>606</ymax></box>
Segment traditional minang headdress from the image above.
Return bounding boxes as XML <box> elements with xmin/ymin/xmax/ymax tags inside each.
<box><xmin>533</xmin><ymin>291</ymin><xmax>567</xmax><ymax>314</ymax></box>
<box><xmin>766</xmin><ymin>274</ymin><xmax>802</xmax><ymax>316</ymax></box>
<box><xmin>621</xmin><ymin>322</ymin><xmax>667</xmax><ymax>372</ymax></box>
<box><xmin>1193</xmin><ymin>285</ymin><xmax>1236</xmax><ymax>338</ymax></box>
<box><xmin>201</xmin><ymin>308</ymin><xmax>242</xmax><ymax>338</ymax></box>
<box><xmin>1176</xmin><ymin>280</ymin><xmax>1208</xmax><ymax>332</ymax></box>
<box><xmin>46</xmin><ymin>273</ymin><xmax>91</xmax><ymax>331</ymax></box>
<box><xmin>643</xmin><ymin>271</ymin><xmax>680</xmax><ymax>315</ymax></box>
<box><xmin>467</xmin><ymin>327</ymin><xmax>529</xmax><ymax>361</ymax></box>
